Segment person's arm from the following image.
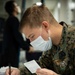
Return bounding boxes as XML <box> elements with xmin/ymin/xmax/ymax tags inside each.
<box><xmin>5</xmin><ymin>50</ymin><xmax>60</xmax><ymax>75</ymax></box>
<box><xmin>19</xmin><ymin>50</ymin><xmax>60</xmax><ymax>75</ymax></box>
<box><xmin>10</xmin><ymin>17</ymin><xmax>31</xmax><ymax>51</ymax></box>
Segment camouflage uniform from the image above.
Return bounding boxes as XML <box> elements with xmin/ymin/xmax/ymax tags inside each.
<box><xmin>19</xmin><ymin>22</ymin><xmax>75</xmax><ymax>75</ymax></box>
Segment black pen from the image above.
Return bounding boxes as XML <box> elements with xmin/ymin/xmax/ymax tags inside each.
<box><xmin>9</xmin><ymin>64</ymin><xmax>11</xmax><ymax>75</ymax></box>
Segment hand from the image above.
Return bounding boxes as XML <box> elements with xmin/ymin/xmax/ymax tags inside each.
<box><xmin>5</xmin><ymin>68</ymin><xmax>20</xmax><ymax>75</ymax></box>
<box><xmin>36</xmin><ymin>68</ymin><xmax>58</xmax><ymax>75</ymax></box>
<box><xmin>29</xmin><ymin>46</ymin><xmax>34</xmax><ymax>52</ymax></box>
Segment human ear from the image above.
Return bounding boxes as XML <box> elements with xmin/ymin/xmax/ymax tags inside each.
<box><xmin>42</xmin><ymin>21</ymin><xmax>49</xmax><ymax>32</ymax></box>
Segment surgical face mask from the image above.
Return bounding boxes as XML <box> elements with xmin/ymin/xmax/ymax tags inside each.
<box><xmin>30</xmin><ymin>36</ymin><xmax>52</xmax><ymax>52</ymax></box>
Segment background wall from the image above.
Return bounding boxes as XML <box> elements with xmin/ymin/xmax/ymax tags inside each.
<box><xmin>0</xmin><ymin>0</ymin><xmax>75</xmax><ymax>25</ymax></box>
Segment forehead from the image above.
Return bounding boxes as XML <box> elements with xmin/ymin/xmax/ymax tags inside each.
<box><xmin>22</xmin><ymin>26</ymin><xmax>41</xmax><ymax>38</ymax></box>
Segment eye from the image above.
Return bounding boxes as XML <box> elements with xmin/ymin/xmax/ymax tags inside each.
<box><xmin>28</xmin><ymin>34</ymin><xmax>35</xmax><ymax>41</ymax></box>
<box><xmin>30</xmin><ymin>35</ymin><xmax>35</xmax><ymax>39</ymax></box>
<box><xmin>29</xmin><ymin>35</ymin><xmax>35</xmax><ymax>41</ymax></box>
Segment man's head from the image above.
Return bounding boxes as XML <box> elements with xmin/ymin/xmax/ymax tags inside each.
<box><xmin>20</xmin><ymin>4</ymin><xmax>64</xmax><ymax>50</ymax></box>
<box><xmin>20</xmin><ymin>4</ymin><xmax>56</xmax><ymax>29</ymax></box>
<box><xmin>19</xmin><ymin>4</ymin><xmax>57</xmax><ymax>41</ymax></box>
<box><xmin>5</xmin><ymin>0</ymin><xmax>21</xmax><ymax>15</ymax></box>
<box><xmin>19</xmin><ymin>4</ymin><xmax>63</xmax><ymax>51</ymax></box>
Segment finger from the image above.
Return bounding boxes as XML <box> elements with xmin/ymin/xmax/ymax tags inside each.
<box><xmin>37</xmin><ymin>68</ymin><xmax>41</xmax><ymax>70</ymax></box>
<box><xmin>36</xmin><ymin>70</ymin><xmax>46</xmax><ymax>75</ymax></box>
<box><xmin>36</xmin><ymin>68</ymin><xmax>41</xmax><ymax>74</ymax></box>
<box><xmin>6</xmin><ymin>68</ymin><xmax>13</xmax><ymax>75</ymax></box>
<box><xmin>36</xmin><ymin>68</ymin><xmax>52</xmax><ymax>75</ymax></box>
<box><xmin>6</xmin><ymin>69</ymin><xmax>9</xmax><ymax>75</ymax></box>
<box><xmin>11</xmin><ymin>71</ymin><xmax>16</xmax><ymax>75</ymax></box>
<box><xmin>36</xmin><ymin>68</ymin><xmax>45</xmax><ymax>73</ymax></box>
<box><xmin>36</xmin><ymin>72</ymin><xmax>47</xmax><ymax>75</ymax></box>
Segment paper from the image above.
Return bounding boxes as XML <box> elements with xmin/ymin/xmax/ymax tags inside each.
<box><xmin>0</xmin><ymin>66</ymin><xmax>9</xmax><ymax>75</ymax></box>
<box><xmin>24</xmin><ymin>60</ymin><xmax>41</xmax><ymax>73</ymax></box>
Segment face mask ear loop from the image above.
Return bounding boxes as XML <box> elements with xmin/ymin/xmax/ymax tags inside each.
<box><xmin>48</xmin><ymin>30</ymin><xmax>50</xmax><ymax>40</ymax></box>
<box><xmin>40</xmin><ymin>27</ymin><xmax>43</xmax><ymax>37</ymax></box>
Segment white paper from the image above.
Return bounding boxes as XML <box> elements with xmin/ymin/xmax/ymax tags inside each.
<box><xmin>0</xmin><ymin>66</ymin><xmax>9</xmax><ymax>75</ymax></box>
<box><xmin>24</xmin><ymin>60</ymin><xmax>41</xmax><ymax>73</ymax></box>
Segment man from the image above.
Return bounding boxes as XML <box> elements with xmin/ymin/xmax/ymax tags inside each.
<box><xmin>1</xmin><ymin>0</ymin><xmax>32</xmax><ymax>68</ymax></box>
<box><xmin>6</xmin><ymin>4</ymin><xmax>75</xmax><ymax>75</ymax></box>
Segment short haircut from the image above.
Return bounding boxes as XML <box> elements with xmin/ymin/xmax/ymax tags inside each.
<box><xmin>5</xmin><ymin>0</ymin><xmax>15</xmax><ymax>15</ymax></box>
<box><xmin>19</xmin><ymin>4</ymin><xmax>55</xmax><ymax>31</ymax></box>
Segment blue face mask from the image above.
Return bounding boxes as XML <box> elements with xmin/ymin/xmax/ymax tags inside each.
<box><xmin>30</xmin><ymin>36</ymin><xmax>52</xmax><ymax>52</ymax></box>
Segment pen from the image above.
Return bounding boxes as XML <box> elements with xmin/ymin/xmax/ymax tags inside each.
<box><xmin>9</xmin><ymin>64</ymin><xmax>11</xmax><ymax>75</ymax></box>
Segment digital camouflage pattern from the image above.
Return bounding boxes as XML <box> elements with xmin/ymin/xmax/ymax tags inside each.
<box><xmin>19</xmin><ymin>22</ymin><xmax>75</xmax><ymax>75</ymax></box>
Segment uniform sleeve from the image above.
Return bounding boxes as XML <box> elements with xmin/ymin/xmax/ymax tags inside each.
<box><xmin>37</xmin><ymin>50</ymin><xmax>54</xmax><ymax>70</ymax></box>
<box><xmin>19</xmin><ymin>50</ymin><xmax>55</xmax><ymax>75</ymax></box>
